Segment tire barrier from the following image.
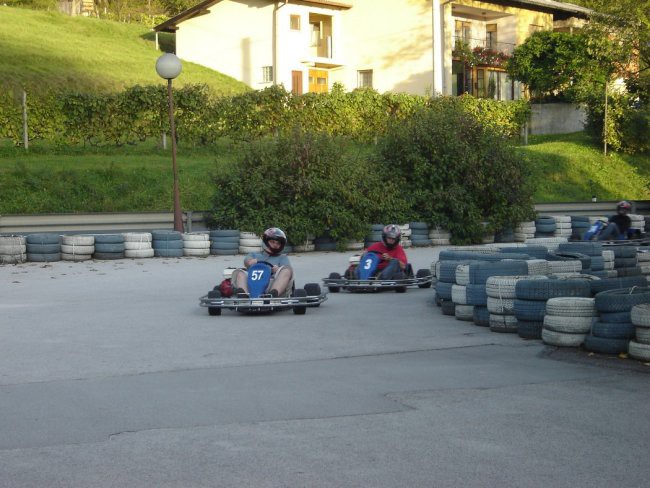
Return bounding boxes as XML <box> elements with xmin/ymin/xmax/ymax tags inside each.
<box><xmin>183</xmin><ymin>232</ymin><xmax>210</xmax><ymax>257</ymax></box>
<box><xmin>0</xmin><ymin>236</ymin><xmax>26</xmax><ymax>264</ymax></box>
<box><xmin>60</xmin><ymin>235</ymin><xmax>94</xmax><ymax>262</ymax></box>
<box><xmin>123</xmin><ymin>232</ymin><xmax>153</xmax><ymax>258</ymax></box>
<box><xmin>473</xmin><ymin>305</ymin><xmax>490</xmax><ymax>327</ymax></box>
<box><xmin>210</xmin><ymin>229</ymin><xmax>239</xmax><ymax>256</ymax></box>
<box><xmin>26</xmin><ymin>233</ymin><xmax>62</xmax><ymax>262</ymax></box>
<box><xmin>454</xmin><ymin>304</ymin><xmax>474</xmax><ymax>321</ymax></box>
<box><xmin>152</xmin><ymin>230</ymin><xmax>184</xmax><ymax>258</ymax></box>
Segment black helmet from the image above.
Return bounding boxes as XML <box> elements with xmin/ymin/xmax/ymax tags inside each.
<box><xmin>617</xmin><ymin>200</ymin><xmax>632</xmax><ymax>212</ymax></box>
<box><xmin>382</xmin><ymin>224</ymin><xmax>401</xmax><ymax>249</ymax></box>
<box><xmin>262</xmin><ymin>227</ymin><xmax>287</xmax><ymax>255</ymax></box>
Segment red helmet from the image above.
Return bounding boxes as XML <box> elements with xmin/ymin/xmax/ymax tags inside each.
<box><xmin>262</xmin><ymin>227</ymin><xmax>287</xmax><ymax>255</ymax></box>
<box><xmin>617</xmin><ymin>200</ymin><xmax>632</xmax><ymax>212</ymax></box>
<box><xmin>382</xmin><ymin>224</ymin><xmax>401</xmax><ymax>249</ymax></box>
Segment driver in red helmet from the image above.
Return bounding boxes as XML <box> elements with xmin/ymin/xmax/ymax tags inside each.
<box><xmin>231</xmin><ymin>228</ymin><xmax>293</xmax><ymax>297</ymax></box>
<box><xmin>597</xmin><ymin>200</ymin><xmax>633</xmax><ymax>240</ymax></box>
<box><xmin>356</xmin><ymin>224</ymin><xmax>408</xmax><ymax>279</ymax></box>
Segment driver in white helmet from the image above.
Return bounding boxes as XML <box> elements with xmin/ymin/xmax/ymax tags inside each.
<box><xmin>231</xmin><ymin>228</ymin><xmax>293</xmax><ymax>297</ymax></box>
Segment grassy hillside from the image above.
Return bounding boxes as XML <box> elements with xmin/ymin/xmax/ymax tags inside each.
<box><xmin>0</xmin><ymin>6</ymin><xmax>249</xmax><ymax>95</ymax></box>
<box><xmin>516</xmin><ymin>132</ymin><xmax>650</xmax><ymax>203</ymax></box>
<box><xmin>0</xmin><ymin>132</ymin><xmax>648</xmax><ymax>215</ymax></box>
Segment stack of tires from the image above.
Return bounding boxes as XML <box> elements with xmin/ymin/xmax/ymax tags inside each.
<box><xmin>494</xmin><ymin>228</ymin><xmax>515</xmax><ymax>244</ymax></box>
<box><xmin>638</xmin><ymin>250</ymin><xmax>650</xmax><ymax>283</ymax></box>
<box><xmin>451</xmin><ymin>267</ymin><xmax>474</xmax><ymax>321</ymax></box>
<box><xmin>61</xmin><ymin>235</ymin><xmax>94</xmax><ymax>261</ymax></box>
<box><xmin>0</xmin><ymin>236</ymin><xmax>26</xmax><ymax>264</ymax></box>
<box><xmin>469</xmin><ymin>261</ymin><xmax>530</xmax><ymax>332</ymax></box>
<box><xmin>314</xmin><ymin>236</ymin><xmax>337</xmax><ymax>252</ymax></box>
<box><xmin>239</xmin><ymin>231</ymin><xmax>262</xmax><ymax>254</ymax></box>
<box><xmin>409</xmin><ymin>222</ymin><xmax>431</xmax><ymax>247</ymax></box>
<box><xmin>514</xmin><ymin>221</ymin><xmax>536</xmax><ymax>242</ymax></box>
<box><xmin>93</xmin><ymin>234</ymin><xmax>125</xmax><ymax>260</ymax></box>
<box><xmin>26</xmin><ymin>233</ymin><xmax>62</xmax><ymax>262</ymax></box>
<box><xmin>629</xmin><ymin>213</ymin><xmax>645</xmax><ymax>234</ymax></box>
<box><xmin>551</xmin><ymin>215</ymin><xmax>572</xmax><ymax>239</ymax></box>
<box><xmin>570</xmin><ymin>216</ymin><xmax>591</xmax><ymax>240</ymax></box>
<box><xmin>558</xmin><ymin>242</ymin><xmax>604</xmax><ymax>275</ymax></box>
<box><xmin>152</xmin><ymin>230</ymin><xmax>183</xmax><ymax>258</ymax></box>
<box><xmin>629</xmin><ymin>304</ymin><xmax>650</xmax><ymax>361</ymax></box>
<box><xmin>546</xmin><ymin>252</ymin><xmax>585</xmax><ymax>277</ymax></box>
<box><xmin>436</xmin><ymin>260</ymin><xmax>473</xmax><ymax>317</ymax></box>
<box><xmin>524</xmin><ymin>237</ymin><xmax>568</xmax><ymax>252</ymax></box>
<box><xmin>364</xmin><ymin>225</ymin><xmax>383</xmax><ymax>247</ymax></box>
<box><xmin>429</xmin><ymin>227</ymin><xmax>451</xmax><ymax>246</ymax></box>
<box><xmin>183</xmin><ymin>233</ymin><xmax>210</xmax><ymax>257</ymax></box>
<box><xmin>209</xmin><ymin>229</ymin><xmax>239</xmax><ymax>256</ymax></box>
<box><xmin>606</xmin><ymin>245</ymin><xmax>640</xmax><ymax>277</ymax></box>
<box><xmin>543</xmin><ymin>297</ymin><xmax>596</xmax><ymax>347</ymax></box>
<box><xmin>123</xmin><ymin>233</ymin><xmax>154</xmax><ymax>259</ymax></box>
<box><xmin>589</xmin><ymin>275</ymin><xmax>648</xmax><ymax>297</ymax></box>
<box><xmin>534</xmin><ymin>216</ymin><xmax>556</xmax><ymax>238</ymax></box>
<box><xmin>294</xmin><ymin>235</ymin><xmax>315</xmax><ymax>252</ymax></box>
<box><xmin>344</xmin><ymin>240</ymin><xmax>365</xmax><ymax>251</ymax></box>
<box><xmin>487</xmin><ymin>276</ymin><xmax>550</xmax><ymax>335</ymax></box>
<box><xmin>587</xmin><ymin>287</ymin><xmax>650</xmax><ymax>355</ymax></box>
<box><xmin>516</xmin><ymin>278</ymin><xmax>591</xmax><ymax>342</ymax></box>
<box><xmin>602</xmin><ymin>250</ymin><xmax>616</xmax><ymax>277</ymax></box>
<box><xmin>398</xmin><ymin>224</ymin><xmax>411</xmax><ymax>248</ymax></box>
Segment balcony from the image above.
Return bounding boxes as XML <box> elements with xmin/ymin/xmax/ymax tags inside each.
<box><xmin>452</xmin><ymin>36</ymin><xmax>515</xmax><ymax>67</ymax></box>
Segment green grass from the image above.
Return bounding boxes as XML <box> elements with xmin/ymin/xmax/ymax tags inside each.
<box><xmin>516</xmin><ymin>132</ymin><xmax>650</xmax><ymax>203</ymax></box>
<box><xmin>0</xmin><ymin>7</ymin><xmax>249</xmax><ymax>95</ymax></box>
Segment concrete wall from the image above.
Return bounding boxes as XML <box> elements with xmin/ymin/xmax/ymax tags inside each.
<box><xmin>529</xmin><ymin>103</ymin><xmax>586</xmax><ymax>135</ymax></box>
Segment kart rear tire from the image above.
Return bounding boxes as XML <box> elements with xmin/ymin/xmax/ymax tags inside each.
<box><xmin>416</xmin><ymin>268</ymin><xmax>432</xmax><ymax>288</ymax></box>
<box><xmin>305</xmin><ymin>283</ymin><xmax>322</xmax><ymax>296</ymax></box>
<box><xmin>327</xmin><ymin>272</ymin><xmax>341</xmax><ymax>293</ymax></box>
<box><xmin>292</xmin><ymin>288</ymin><xmax>307</xmax><ymax>315</ymax></box>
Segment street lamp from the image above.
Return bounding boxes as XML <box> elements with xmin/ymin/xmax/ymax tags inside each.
<box><xmin>156</xmin><ymin>53</ymin><xmax>183</xmax><ymax>233</ymax></box>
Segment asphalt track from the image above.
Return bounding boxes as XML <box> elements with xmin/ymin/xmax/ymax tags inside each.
<box><xmin>1</xmin><ymin>248</ymin><xmax>649</xmax><ymax>487</ymax></box>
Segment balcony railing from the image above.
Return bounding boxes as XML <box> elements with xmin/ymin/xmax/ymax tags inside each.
<box><xmin>453</xmin><ymin>36</ymin><xmax>516</xmax><ymax>55</ymax></box>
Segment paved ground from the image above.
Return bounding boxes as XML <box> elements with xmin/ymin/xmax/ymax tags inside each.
<box><xmin>1</xmin><ymin>248</ymin><xmax>649</xmax><ymax>487</ymax></box>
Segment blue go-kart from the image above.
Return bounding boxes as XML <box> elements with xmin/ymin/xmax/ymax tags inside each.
<box><xmin>199</xmin><ymin>261</ymin><xmax>327</xmax><ymax>316</ymax></box>
<box><xmin>583</xmin><ymin>220</ymin><xmax>645</xmax><ymax>242</ymax></box>
<box><xmin>322</xmin><ymin>250</ymin><xmax>432</xmax><ymax>293</ymax></box>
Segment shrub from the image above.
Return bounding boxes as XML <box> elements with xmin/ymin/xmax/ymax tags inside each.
<box><xmin>206</xmin><ymin>129</ymin><xmax>408</xmax><ymax>244</ymax></box>
<box><xmin>378</xmin><ymin>98</ymin><xmax>535</xmax><ymax>244</ymax></box>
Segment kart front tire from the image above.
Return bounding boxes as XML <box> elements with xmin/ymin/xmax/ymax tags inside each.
<box><xmin>327</xmin><ymin>272</ymin><xmax>341</xmax><ymax>293</ymax></box>
<box><xmin>208</xmin><ymin>307</ymin><xmax>221</xmax><ymax>316</ymax></box>
<box><xmin>416</xmin><ymin>268</ymin><xmax>432</xmax><ymax>288</ymax></box>
<box><xmin>292</xmin><ymin>288</ymin><xmax>307</xmax><ymax>315</ymax></box>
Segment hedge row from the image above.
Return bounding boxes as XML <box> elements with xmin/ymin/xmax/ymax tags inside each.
<box><xmin>0</xmin><ymin>83</ymin><xmax>530</xmax><ymax>146</ymax></box>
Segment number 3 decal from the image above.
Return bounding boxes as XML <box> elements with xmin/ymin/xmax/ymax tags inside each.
<box><xmin>363</xmin><ymin>259</ymin><xmax>373</xmax><ymax>270</ymax></box>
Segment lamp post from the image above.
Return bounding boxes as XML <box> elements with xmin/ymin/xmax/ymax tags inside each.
<box><xmin>155</xmin><ymin>53</ymin><xmax>184</xmax><ymax>233</ymax></box>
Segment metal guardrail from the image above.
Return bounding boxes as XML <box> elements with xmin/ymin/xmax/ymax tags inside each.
<box><xmin>0</xmin><ymin>201</ymin><xmax>648</xmax><ymax>236</ymax></box>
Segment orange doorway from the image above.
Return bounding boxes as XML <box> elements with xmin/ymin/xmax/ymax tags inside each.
<box><xmin>308</xmin><ymin>69</ymin><xmax>328</xmax><ymax>93</ymax></box>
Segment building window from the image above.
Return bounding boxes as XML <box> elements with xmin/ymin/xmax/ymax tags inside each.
<box><xmin>357</xmin><ymin>70</ymin><xmax>373</xmax><ymax>88</ymax></box>
<box><xmin>486</xmin><ymin>24</ymin><xmax>497</xmax><ymax>50</ymax></box>
<box><xmin>262</xmin><ymin>66</ymin><xmax>273</xmax><ymax>83</ymax></box>
<box><xmin>290</xmin><ymin>15</ymin><xmax>301</xmax><ymax>30</ymax></box>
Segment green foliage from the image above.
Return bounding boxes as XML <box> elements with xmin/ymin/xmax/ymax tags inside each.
<box><xmin>378</xmin><ymin>99</ymin><xmax>535</xmax><ymax>244</ymax></box>
<box><xmin>506</xmin><ymin>31</ymin><xmax>595</xmax><ymax>100</ymax></box>
<box><xmin>206</xmin><ymin>130</ymin><xmax>408</xmax><ymax>244</ymax></box>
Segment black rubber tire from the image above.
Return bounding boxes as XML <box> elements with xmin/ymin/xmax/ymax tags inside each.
<box><xmin>558</xmin><ymin>242</ymin><xmax>604</xmax><ymax>256</ymax></box>
<box><xmin>93</xmin><ymin>251</ymin><xmax>124</xmax><ymax>260</ymax></box>
<box><xmin>517</xmin><ymin>320</ymin><xmax>543</xmax><ymax>340</ymax></box>
<box><xmin>591</xmin><ymin>276</ymin><xmax>647</xmax><ymax>295</ymax></box>
<box><xmin>441</xmin><ymin>300</ymin><xmax>455</xmax><ymax>316</ymax></box>
<box><xmin>436</xmin><ymin>281</ymin><xmax>453</xmax><ymax>300</ymax></box>
<box><xmin>473</xmin><ymin>305</ymin><xmax>490</xmax><ymax>327</ymax></box>
<box><xmin>211</xmin><ymin>236</ymin><xmax>240</xmax><ymax>244</ymax></box>
<box><xmin>210</xmin><ymin>249</ymin><xmax>239</xmax><ymax>256</ymax></box>
<box><xmin>468</xmin><ymin>260</ymin><xmax>529</xmax><ymax>285</ymax></box>
<box><xmin>210</xmin><ymin>241</ymin><xmax>240</xmax><ymax>250</ymax></box>
<box><xmin>152</xmin><ymin>240</ymin><xmax>184</xmax><ymax>250</ymax></box>
<box><xmin>409</xmin><ymin>222</ymin><xmax>428</xmax><ymax>230</ymax></box>
<box><xmin>327</xmin><ymin>272</ymin><xmax>341</xmax><ymax>293</ymax></box>
<box><xmin>210</xmin><ymin>229</ymin><xmax>240</xmax><ymax>238</ymax></box>
<box><xmin>591</xmin><ymin>321</ymin><xmax>635</xmax><ymax>339</ymax></box>
<box><xmin>594</xmin><ymin>287</ymin><xmax>650</xmax><ymax>313</ymax></box>
<box><xmin>439</xmin><ymin>251</ymin><xmax>530</xmax><ymax>262</ymax></box>
<box><xmin>584</xmin><ymin>334</ymin><xmax>629</xmax><ymax>354</ymax></box>
<box><xmin>304</xmin><ymin>283</ymin><xmax>322</xmax><ymax>296</ymax></box>
<box><xmin>536</xmin><ymin>223</ymin><xmax>556</xmax><ymax>233</ymax></box>
<box><xmin>500</xmin><ymin>246</ymin><xmax>548</xmax><ymax>259</ymax></box>
<box><xmin>411</xmin><ymin>238</ymin><xmax>432</xmax><ymax>247</ymax></box>
<box><xmin>515</xmin><ymin>279</ymin><xmax>591</xmax><ymax>300</ymax></box>
<box><xmin>616</xmin><ymin>267</ymin><xmax>642</xmax><ymax>277</ymax></box>
<box><xmin>615</xmin><ymin>257</ymin><xmax>638</xmax><ymax>268</ymax></box>
<box><xmin>151</xmin><ymin>230</ymin><xmax>182</xmax><ymax>241</ymax></box>
<box><xmin>548</xmin><ymin>251</ymin><xmax>591</xmax><ymax>270</ymax></box>
<box><xmin>154</xmin><ymin>249</ymin><xmax>184</xmax><ymax>258</ymax></box>
<box><xmin>438</xmin><ymin>260</ymin><xmax>474</xmax><ymax>283</ymax></box>
<box><xmin>416</xmin><ymin>269</ymin><xmax>432</xmax><ymax>288</ymax></box>
<box><xmin>466</xmin><ymin>284</ymin><xmax>487</xmax><ymax>306</ymax></box>
<box><xmin>94</xmin><ymin>234</ymin><xmax>124</xmax><ymax>244</ymax></box>
<box><xmin>599</xmin><ymin>311</ymin><xmax>632</xmax><ymax>323</ymax></box>
<box><xmin>27</xmin><ymin>252</ymin><xmax>61</xmax><ymax>262</ymax></box>
<box><xmin>370</xmin><ymin>224</ymin><xmax>385</xmax><ymax>231</ymax></box>
<box><xmin>26</xmin><ymin>233</ymin><xmax>60</xmax><ymax>245</ymax></box>
<box><xmin>604</xmin><ymin>245</ymin><xmax>637</xmax><ymax>258</ymax></box>
<box><xmin>292</xmin><ymin>289</ymin><xmax>307</xmax><ymax>315</ymax></box>
<box><xmin>26</xmin><ymin>243</ymin><xmax>61</xmax><ymax>254</ymax></box>
<box><xmin>94</xmin><ymin>243</ymin><xmax>125</xmax><ymax>253</ymax></box>
<box><xmin>514</xmin><ymin>299</ymin><xmax>547</xmax><ymax>321</ymax></box>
